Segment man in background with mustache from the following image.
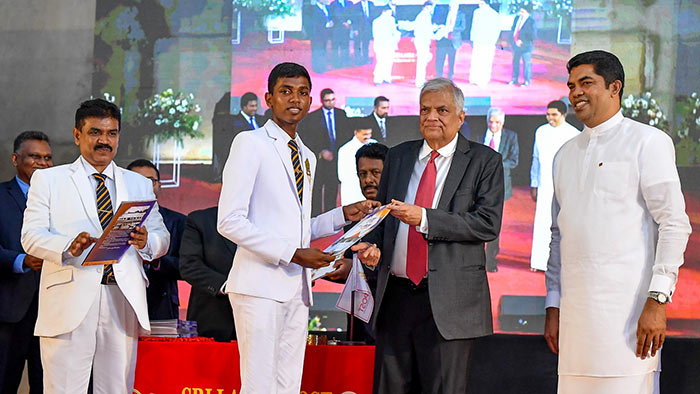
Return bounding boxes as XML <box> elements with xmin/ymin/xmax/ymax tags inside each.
<box><xmin>21</xmin><ymin>98</ymin><xmax>170</xmax><ymax>393</ymax></box>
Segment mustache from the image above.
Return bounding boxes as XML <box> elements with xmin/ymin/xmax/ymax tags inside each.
<box><xmin>362</xmin><ymin>185</ymin><xmax>378</xmax><ymax>192</ymax></box>
<box><xmin>94</xmin><ymin>144</ymin><xmax>112</xmax><ymax>151</ymax></box>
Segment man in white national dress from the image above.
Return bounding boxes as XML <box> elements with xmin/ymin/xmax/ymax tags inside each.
<box><xmin>544</xmin><ymin>50</ymin><xmax>691</xmax><ymax>394</ymax></box>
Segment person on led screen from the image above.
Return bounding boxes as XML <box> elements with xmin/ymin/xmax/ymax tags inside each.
<box><xmin>528</xmin><ymin>100</ymin><xmax>579</xmax><ymax>272</ymax></box>
<box><xmin>544</xmin><ymin>50</ymin><xmax>691</xmax><ymax>394</ymax></box>
<box><xmin>372</xmin><ymin>6</ymin><xmax>401</xmax><ymax>86</ymax></box>
<box><xmin>469</xmin><ymin>0</ymin><xmax>501</xmax><ymax>86</ymax></box>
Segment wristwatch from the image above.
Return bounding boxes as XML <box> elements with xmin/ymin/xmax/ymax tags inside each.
<box><xmin>648</xmin><ymin>291</ymin><xmax>669</xmax><ymax>304</ymax></box>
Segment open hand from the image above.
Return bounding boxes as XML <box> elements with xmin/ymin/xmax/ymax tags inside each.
<box><xmin>70</xmin><ymin>232</ymin><xmax>98</xmax><ymax>257</ymax></box>
<box><xmin>636</xmin><ymin>298</ymin><xmax>667</xmax><ymax>359</ymax></box>
<box><xmin>544</xmin><ymin>307</ymin><xmax>560</xmax><ymax>355</ymax></box>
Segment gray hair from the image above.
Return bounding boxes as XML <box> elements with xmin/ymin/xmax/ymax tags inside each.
<box><xmin>486</xmin><ymin>107</ymin><xmax>505</xmax><ymax>121</ymax></box>
<box><xmin>420</xmin><ymin>78</ymin><xmax>464</xmax><ymax>113</ymax></box>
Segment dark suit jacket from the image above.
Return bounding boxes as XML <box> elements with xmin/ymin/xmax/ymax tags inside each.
<box><xmin>308</xmin><ymin>4</ymin><xmax>333</xmax><ymax>47</ymax></box>
<box><xmin>145</xmin><ymin>205</ymin><xmax>186</xmax><ymax>320</ymax></box>
<box><xmin>472</xmin><ymin>128</ymin><xmax>519</xmax><ymax>199</ymax></box>
<box><xmin>351</xmin><ymin>1</ymin><xmax>377</xmax><ymax>41</ymax></box>
<box><xmin>330</xmin><ymin>0</ymin><xmax>353</xmax><ymax>43</ymax></box>
<box><xmin>179</xmin><ymin>207</ymin><xmax>237</xmax><ymax>342</ymax></box>
<box><xmin>212</xmin><ymin>113</ymin><xmax>265</xmax><ymax>180</ymax></box>
<box><xmin>365</xmin><ymin>135</ymin><xmax>504</xmax><ymax>340</ymax></box>
<box><xmin>301</xmin><ymin>107</ymin><xmax>352</xmax><ymax>155</ymax></box>
<box><xmin>510</xmin><ymin>15</ymin><xmax>536</xmax><ymax>52</ymax></box>
<box><xmin>0</xmin><ymin>179</ymin><xmax>40</xmax><ymax>323</ymax></box>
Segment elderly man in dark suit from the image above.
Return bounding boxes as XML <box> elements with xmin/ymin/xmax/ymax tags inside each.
<box><xmin>0</xmin><ymin>131</ymin><xmax>52</xmax><ymax>393</ymax></box>
<box><xmin>472</xmin><ymin>107</ymin><xmax>519</xmax><ymax>272</ymax></box>
<box><xmin>363</xmin><ymin>78</ymin><xmax>504</xmax><ymax>393</ymax></box>
<box><xmin>179</xmin><ymin>207</ymin><xmax>237</xmax><ymax>342</ymax></box>
<box><xmin>127</xmin><ymin>159</ymin><xmax>186</xmax><ymax>320</ymax></box>
<box><xmin>299</xmin><ymin>88</ymin><xmax>352</xmax><ymax>215</ymax></box>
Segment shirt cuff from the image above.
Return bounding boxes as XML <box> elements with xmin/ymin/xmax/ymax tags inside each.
<box><xmin>136</xmin><ymin>238</ymin><xmax>156</xmax><ymax>261</ymax></box>
<box><xmin>648</xmin><ymin>274</ymin><xmax>675</xmax><ymax>297</ymax></box>
<box><xmin>545</xmin><ymin>290</ymin><xmax>560</xmax><ymax>309</ymax></box>
<box><xmin>13</xmin><ymin>254</ymin><xmax>30</xmax><ymax>273</ymax></box>
<box><xmin>416</xmin><ymin>208</ymin><xmax>428</xmax><ymax>234</ymax></box>
<box><xmin>332</xmin><ymin>206</ymin><xmax>350</xmax><ymax>230</ymax></box>
<box><xmin>219</xmin><ymin>281</ymin><xmax>227</xmax><ymax>295</ymax></box>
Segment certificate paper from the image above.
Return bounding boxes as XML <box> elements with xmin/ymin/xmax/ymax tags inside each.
<box><xmin>311</xmin><ymin>204</ymin><xmax>391</xmax><ymax>281</ymax></box>
<box><xmin>82</xmin><ymin>200</ymin><xmax>157</xmax><ymax>266</ymax></box>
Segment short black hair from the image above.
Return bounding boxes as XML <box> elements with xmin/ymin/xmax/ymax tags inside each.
<box><xmin>547</xmin><ymin>100</ymin><xmax>568</xmax><ymax>115</ymax></box>
<box><xmin>267</xmin><ymin>62</ymin><xmax>312</xmax><ymax>94</ymax></box>
<box><xmin>75</xmin><ymin>98</ymin><xmax>121</xmax><ymax>130</ymax></box>
<box><xmin>127</xmin><ymin>159</ymin><xmax>160</xmax><ymax>181</ymax></box>
<box><xmin>567</xmin><ymin>50</ymin><xmax>625</xmax><ymax>103</ymax></box>
<box><xmin>13</xmin><ymin>130</ymin><xmax>50</xmax><ymax>153</ymax></box>
<box><xmin>240</xmin><ymin>92</ymin><xmax>258</xmax><ymax>109</ymax></box>
<box><xmin>320</xmin><ymin>88</ymin><xmax>334</xmax><ymax>100</ymax></box>
<box><xmin>355</xmin><ymin>143</ymin><xmax>388</xmax><ymax>170</ymax></box>
<box><xmin>374</xmin><ymin>96</ymin><xmax>389</xmax><ymax>107</ymax></box>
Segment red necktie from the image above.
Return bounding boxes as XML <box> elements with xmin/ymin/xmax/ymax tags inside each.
<box><xmin>513</xmin><ymin>17</ymin><xmax>523</xmax><ymax>42</ymax></box>
<box><xmin>406</xmin><ymin>150</ymin><xmax>439</xmax><ymax>285</ymax></box>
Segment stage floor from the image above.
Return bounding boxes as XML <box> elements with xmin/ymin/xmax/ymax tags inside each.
<box><xmin>163</xmin><ymin>179</ymin><xmax>700</xmax><ymax>337</ymax></box>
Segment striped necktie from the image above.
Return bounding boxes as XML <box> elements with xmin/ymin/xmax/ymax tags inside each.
<box><xmin>93</xmin><ymin>173</ymin><xmax>115</xmax><ymax>284</ymax></box>
<box><xmin>288</xmin><ymin>140</ymin><xmax>303</xmax><ymax>202</ymax></box>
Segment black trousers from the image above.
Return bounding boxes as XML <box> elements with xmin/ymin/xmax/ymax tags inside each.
<box><xmin>374</xmin><ymin>276</ymin><xmax>475</xmax><ymax>394</ymax></box>
<box><xmin>0</xmin><ymin>295</ymin><xmax>42</xmax><ymax>394</ymax></box>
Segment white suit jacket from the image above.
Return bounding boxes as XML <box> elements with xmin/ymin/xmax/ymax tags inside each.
<box><xmin>21</xmin><ymin>158</ymin><xmax>169</xmax><ymax>336</ymax></box>
<box><xmin>217</xmin><ymin>120</ymin><xmax>346</xmax><ymax>304</ymax></box>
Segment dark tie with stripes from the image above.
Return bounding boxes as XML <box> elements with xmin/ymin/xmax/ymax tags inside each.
<box><xmin>288</xmin><ymin>140</ymin><xmax>303</xmax><ymax>202</ymax></box>
<box><xmin>93</xmin><ymin>173</ymin><xmax>116</xmax><ymax>284</ymax></box>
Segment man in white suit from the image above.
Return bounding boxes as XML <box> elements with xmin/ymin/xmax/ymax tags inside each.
<box><xmin>217</xmin><ymin>62</ymin><xmax>379</xmax><ymax>394</ymax></box>
<box><xmin>21</xmin><ymin>98</ymin><xmax>170</xmax><ymax>393</ymax></box>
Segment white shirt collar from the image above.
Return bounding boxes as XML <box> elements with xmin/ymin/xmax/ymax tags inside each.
<box><xmin>240</xmin><ymin>112</ymin><xmax>252</xmax><ymax>122</ymax></box>
<box><xmin>80</xmin><ymin>155</ymin><xmax>115</xmax><ymax>180</ymax></box>
<box><xmin>584</xmin><ymin>110</ymin><xmax>624</xmax><ymax>135</ymax></box>
<box><xmin>419</xmin><ymin>132</ymin><xmax>459</xmax><ymax>161</ymax></box>
<box><xmin>268</xmin><ymin>118</ymin><xmax>301</xmax><ymax>144</ymax></box>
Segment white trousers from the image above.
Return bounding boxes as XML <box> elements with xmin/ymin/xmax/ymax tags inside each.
<box><xmin>229</xmin><ymin>279</ymin><xmax>310</xmax><ymax>394</ymax></box>
<box><xmin>558</xmin><ymin>371</ymin><xmax>660</xmax><ymax>394</ymax></box>
<box><xmin>469</xmin><ymin>43</ymin><xmax>496</xmax><ymax>85</ymax></box>
<box><xmin>414</xmin><ymin>40</ymin><xmax>432</xmax><ymax>87</ymax></box>
<box><xmin>40</xmin><ymin>285</ymin><xmax>139</xmax><ymax>394</ymax></box>
<box><xmin>373</xmin><ymin>47</ymin><xmax>395</xmax><ymax>84</ymax></box>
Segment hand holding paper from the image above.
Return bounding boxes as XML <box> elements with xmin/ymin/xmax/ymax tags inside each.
<box><xmin>128</xmin><ymin>226</ymin><xmax>148</xmax><ymax>249</ymax></box>
<box><xmin>292</xmin><ymin>248</ymin><xmax>334</xmax><ymax>269</ymax></box>
<box><xmin>342</xmin><ymin>200</ymin><xmax>381</xmax><ymax>222</ymax></box>
<box><xmin>351</xmin><ymin>242</ymin><xmax>380</xmax><ymax>267</ymax></box>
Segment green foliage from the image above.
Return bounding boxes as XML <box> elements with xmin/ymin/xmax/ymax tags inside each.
<box><xmin>507</xmin><ymin>0</ymin><xmax>573</xmax><ymax>19</ymax></box>
<box><xmin>134</xmin><ymin>89</ymin><xmax>204</xmax><ymax>144</ymax></box>
<box><xmin>673</xmin><ymin>93</ymin><xmax>700</xmax><ymax>165</ymax></box>
<box><xmin>232</xmin><ymin>0</ymin><xmax>295</xmax><ymax>17</ymax></box>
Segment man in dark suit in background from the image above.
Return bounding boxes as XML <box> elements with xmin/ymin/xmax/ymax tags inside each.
<box><xmin>363</xmin><ymin>96</ymin><xmax>392</xmax><ymax>146</ymax></box>
<box><xmin>212</xmin><ymin>92</ymin><xmax>265</xmax><ymax>181</ymax></box>
<box><xmin>472</xmin><ymin>107</ymin><xmax>519</xmax><ymax>272</ymax></box>
<box><xmin>330</xmin><ymin>0</ymin><xmax>354</xmax><ymax>68</ymax></box>
<box><xmin>127</xmin><ymin>159</ymin><xmax>186</xmax><ymax>320</ymax></box>
<box><xmin>352</xmin><ymin>0</ymin><xmax>376</xmax><ymax>65</ymax></box>
<box><xmin>364</xmin><ymin>78</ymin><xmax>504</xmax><ymax>393</ymax></box>
<box><xmin>509</xmin><ymin>4</ymin><xmax>537</xmax><ymax>86</ymax></box>
<box><xmin>0</xmin><ymin>131</ymin><xmax>52</xmax><ymax>393</ymax></box>
<box><xmin>308</xmin><ymin>0</ymin><xmax>333</xmax><ymax>73</ymax></box>
<box><xmin>433</xmin><ymin>4</ymin><xmax>466</xmax><ymax>80</ymax></box>
<box><xmin>180</xmin><ymin>207</ymin><xmax>237</xmax><ymax>342</ymax></box>
<box><xmin>300</xmin><ymin>88</ymin><xmax>352</xmax><ymax>215</ymax></box>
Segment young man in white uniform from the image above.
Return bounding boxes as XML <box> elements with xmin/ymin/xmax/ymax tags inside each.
<box><xmin>217</xmin><ymin>62</ymin><xmax>379</xmax><ymax>394</ymax></box>
<box><xmin>544</xmin><ymin>50</ymin><xmax>691</xmax><ymax>394</ymax></box>
<box><xmin>529</xmin><ymin>100</ymin><xmax>579</xmax><ymax>272</ymax></box>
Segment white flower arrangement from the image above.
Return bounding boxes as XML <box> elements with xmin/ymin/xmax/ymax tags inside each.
<box><xmin>621</xmin><ymin>92</ymin><xmax>670</xmax><ymax>132</ymax></box>
<box><xmin>135</xmin><ymin>89</ymin><xmax>204</xmax><ymax>144</ymax></box>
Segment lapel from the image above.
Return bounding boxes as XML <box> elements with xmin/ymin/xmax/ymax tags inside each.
<box><xmin>113</xmin><ymin>166</ymin><xmax>127</xmax><ymax>209</ymax></box>
<box><xmin>69</xmin><ymin>158</ymin><xmax>102</xmax><ymax>231</ymax></box>
<box><xmin>5</xmin><ymin>179</ymin><xmax>26</xmax><ymax>212</ymax></box>
<box><xmin>394</xmin><ymin>140</ymin><xmax>422</xmax><ymax>203</ymax></box>
<box><xmin>438</xmin><ymin>135</ymin><xmax>471</xmax><ymax>210</ymax></box>
<box><xmin>498</xmin><ymin>130</ymin><xmax>508</xmax><ymax>154</ymax></box>
<box><xmin>267</xmin><ymin>123</ymin><xmax>303</xmax><ymax>211</ymax></box>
